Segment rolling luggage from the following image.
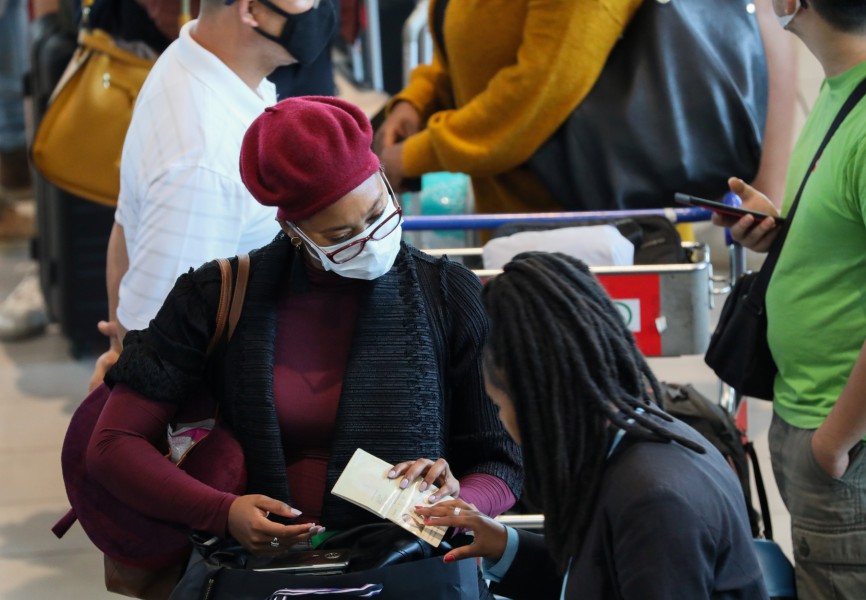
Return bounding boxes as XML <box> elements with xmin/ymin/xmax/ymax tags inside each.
<box><xmin>30</xmin><ymin>8</ymin><xmax>115</xmax><ymax>357</ymax></box>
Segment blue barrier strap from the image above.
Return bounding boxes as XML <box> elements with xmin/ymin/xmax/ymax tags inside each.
<box><xmin>401</xmin><ymin>208</ymin><xmax>712</xmax><ymax>230</ymax></box>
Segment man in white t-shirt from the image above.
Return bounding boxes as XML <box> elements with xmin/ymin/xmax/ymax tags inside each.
<box><xmin>88</xmin><ymin>0</ymin><xmax>336</xmax><ymax>389</ymax></box>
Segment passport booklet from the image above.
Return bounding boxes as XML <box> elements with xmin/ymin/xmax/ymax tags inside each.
<box><xmin>331</xmin><ymin>448</ymin><xmax>452</xmax><ymax>547</ymax></box>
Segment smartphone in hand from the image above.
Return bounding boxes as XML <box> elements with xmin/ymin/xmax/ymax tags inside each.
<box><xmin>674</xmin><ymin>193</ymin><xmax>786</xmax><ymax>224</ymax></box>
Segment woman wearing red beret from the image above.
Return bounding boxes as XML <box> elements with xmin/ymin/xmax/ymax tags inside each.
<box><xmin>85</xmin><ymin>96</ymin><xmax>521</xmax><ymax>592</ymax></box>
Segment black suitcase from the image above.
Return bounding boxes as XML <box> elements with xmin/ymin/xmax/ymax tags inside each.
<box><xmin>29</xmin><ymin>8</ymin><xmax>115</xmax><ymax>358</ymax></box>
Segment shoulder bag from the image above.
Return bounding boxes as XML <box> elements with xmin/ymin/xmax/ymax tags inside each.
<box><xmin>430</xmin><ymin>0</ymin><xmax>768</xmax><ymax>211</ymax></box>
<box><xmin>51</xmin><ymin>255</ymin><xmax>250</xmax><ymax>600</ymax></box>
<box><xmin>30</xmin><ymin>1</ymin><xmax>189</xmax><ymax>207</ymax></box>
<box><xmin>704</xmin><ymin>78</ymin><xmax>866</xmax><ymax>400</ymax></box>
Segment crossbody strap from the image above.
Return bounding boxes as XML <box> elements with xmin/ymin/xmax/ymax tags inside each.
<box><xmin>753</xmin><ymin>77</ymin><xmax>866</xmax><ymax>293</ymax></box>
<box><xmin>207</xmin><ymin>254</ymin><xmax>251</xmax><ymax>356</ymax></box>
<box><xmin>228</xmin><ymin>254</ymin><xmax>250</xmax><ymax>341</ymax></box>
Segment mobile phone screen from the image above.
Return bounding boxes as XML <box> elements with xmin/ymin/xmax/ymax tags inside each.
<box><xmin>674</xmin><ymin>193</ymin><xmax>785</xmax><ymax>224</ymax></box>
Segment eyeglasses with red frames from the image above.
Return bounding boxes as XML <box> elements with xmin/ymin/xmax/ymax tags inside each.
<box><xmin>292</xmin><ymin>171</ymin><xmax>402</xmax><ymax>265</ymax></box>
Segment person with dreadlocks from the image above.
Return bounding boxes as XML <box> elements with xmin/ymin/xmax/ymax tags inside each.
<box><xmin>415</xmin><ymin>252</ymin><xmax>768</xmax><ymax>599</ymax></box>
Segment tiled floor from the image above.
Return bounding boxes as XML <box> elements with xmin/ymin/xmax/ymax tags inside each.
<box><xmin>0</xmin><ymin>34</ymin><xmax>826</xmax><ymax>600</ymax></box>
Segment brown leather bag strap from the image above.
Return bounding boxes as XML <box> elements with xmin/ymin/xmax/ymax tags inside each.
<box><xmin>207</xmin><ymin>258</ymin><xmax>234</xmax><ymax>357</ymax></box>
<box><xmin>227</xmin><ymin>254</ymin><xmax>250</xmax><ymax>341</ymax></box>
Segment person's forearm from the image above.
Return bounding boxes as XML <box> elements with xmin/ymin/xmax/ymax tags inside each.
<box><xmin>106</xmin><ymin>222</ymin><xmax>129</xmax><ymax>345</ymax></box>
<box><xmin>816</xmin><ymin>339</ymin><xmax>866</xmax><ymax>453</ymax></box>
<box><xmin>87</xmin><ymin>384</ymin><xmax>236</xmax><ymax>535</ymax></box>
<box><xmin>458</xmin><ymin>473</ymin><xmax>516</xmax><ymax>518</ymax></box>
<box><xmin>751</xmin><ymin>0</ymin><xmax>798</xmax><ymax>207</ymax></box>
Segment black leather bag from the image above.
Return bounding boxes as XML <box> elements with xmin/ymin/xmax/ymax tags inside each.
<box><xmin>527</xmin><ymin>0</ymin><xmax>768</xmax><ymax>211</ymax></box>
<box><xmin>705</xmin><ymin>77</ymin><xmax>866</xmax><ymax>400</ymax></box>
<box><xmin>170</xmin><ymin>524</ymin><xmax>481</xmax><ymax>600</ymax></box>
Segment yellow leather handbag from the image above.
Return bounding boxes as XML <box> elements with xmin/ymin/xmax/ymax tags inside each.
<box><xmin>31</xmin><ymin>28</ymin><xmax>154</xmax><ymax>207</ymax></box>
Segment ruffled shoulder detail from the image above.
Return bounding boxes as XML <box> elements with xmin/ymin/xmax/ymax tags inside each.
<box><xmin>105</xmin><ymin>261</ymin><xmax>224</xmax><ymax>404</ymax></box>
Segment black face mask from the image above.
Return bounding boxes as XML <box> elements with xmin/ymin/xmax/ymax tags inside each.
<box><xmin>253</xmin><ymin>0</ymin><xmax>336</xmax><ymax>65</ymax></box>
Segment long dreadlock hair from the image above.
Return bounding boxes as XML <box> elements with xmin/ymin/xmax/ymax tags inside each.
<box><xmin>481</xmin><ymin>252</ymin><xmax>705</xmax><ymax>572</ymax></box>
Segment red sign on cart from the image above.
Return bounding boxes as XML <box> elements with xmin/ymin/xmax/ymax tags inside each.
<box><xmin>596</xmin><ymin>273</ymin><xmax>662</xmax><ymax>356</ymax></box>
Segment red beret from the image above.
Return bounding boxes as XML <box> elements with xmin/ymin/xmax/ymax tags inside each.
<box><xmin>240</xmin><ymin>96</ymin><xmax>382</xmax><ymax>223</ymax></box>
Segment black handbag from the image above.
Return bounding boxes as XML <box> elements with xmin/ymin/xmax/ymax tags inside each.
<box><xmin>525</xmin><ymin>0</ymin><xmax>768</xmax><ymax>211</ymax></box>
<box><xmin>169</xmin><ymin>524</ymin><xmax>482</xmax><ymax>600</ymax></box>
<box><xmin>704</xmin><ymin>78</ymin><xmax>866</xmax><ymax>400</ymax></box>
<box><xmin>429</xmin><ymin>0</ymin><xmax>767</xmax><ymax>211</ymax></box>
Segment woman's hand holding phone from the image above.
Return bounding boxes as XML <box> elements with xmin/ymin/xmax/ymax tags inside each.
<box><xmin>714</xmin><ymin>178</ymin><xmax>782</xmax><ymax>253</ymax></box>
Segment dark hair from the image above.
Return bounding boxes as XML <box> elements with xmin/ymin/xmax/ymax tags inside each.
<box><xmin>809</xmin><ymin>0</ymin><xmax>866</xmax><ymax>33</ymax></box>
<box><xmin>481</xmin><ymin>252</ymin><xmax>704</xmax><ymax>571</ymax></box>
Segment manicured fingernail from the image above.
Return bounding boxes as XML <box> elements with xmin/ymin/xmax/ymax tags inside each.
<box><xmin>424</xmin><ymin>517</ymin><xmax>432</xmax><ymax>523</ymax></box>
<box><xmin>388</xmin><ymin>470</ymin><xmax>397</xmax><ymax>478</ymax></box>
<box><xmin>444</xmin><ymin>555</ymin><xmax>455</xmax><ymax>563</ymax></box>
<box><xmin>414</xmin><ymin>505</ymin><xmax>424</xmax><ymax>510</ymax></box>
<box><xmin>428</xmin><ymin>496</ymin><xmax>437</xmax><ymax>503</ymax></box>
<box><xmin>289</xmin><ymin>508</ymin><xmax>302</xmax><ymax>516</ymax></box>
<box><xmin>419</xmin><ymin>482</ymin><xmax>428</xmax><ymax>492</ymax></box>
<box><xmin>400</xmin><ymin>479</ymin><xmax>409</xmax><ymax>489</ymax></box>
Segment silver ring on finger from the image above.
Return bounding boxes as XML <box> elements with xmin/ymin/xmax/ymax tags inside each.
<box><xmin>453</xmin><ymin>507</ymin><xmax>461</xmax><ymax>516</ymax></box>
<box><xmin>270</xmin><ymin>537</ymin><xmax>280</xmax><ymax>549</ymax></box>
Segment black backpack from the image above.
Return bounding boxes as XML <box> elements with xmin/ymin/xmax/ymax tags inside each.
<box><xmin>659</xmin><ymin>382</ymin><xmax>772</xmax><ymax>540</ymax></box>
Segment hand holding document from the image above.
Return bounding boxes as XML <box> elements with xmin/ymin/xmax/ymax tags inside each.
<box><xmin>332</xmin><ymin>448</ymin><xmax>452</xmax><ymax>547</ymax></box>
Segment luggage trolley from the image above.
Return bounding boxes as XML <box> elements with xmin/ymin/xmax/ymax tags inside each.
<box><xmin>405</xmin><ymin>208</ymin><xmax>748</xmax><ymax>422</ymax></box>
<box><xmin>403</xmin><ymin>208</ymin><xmax>720</xmax><ymax>359</ymax></box>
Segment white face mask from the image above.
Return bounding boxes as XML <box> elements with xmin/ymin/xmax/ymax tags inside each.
<box><xmin>776</xmin><ymin>0</ymin><xmax>801</xmax><ymax>29</ymax></box>
<box><xmin>300</xmin><ymin>206</ymin><xmax>403</xmax><ymax>280</ymax></box>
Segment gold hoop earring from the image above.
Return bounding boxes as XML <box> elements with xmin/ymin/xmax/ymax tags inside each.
<box><xmin>290</xmin><ymin>236</ymin><xmax>303</xmax><ymax>249</ymax></box>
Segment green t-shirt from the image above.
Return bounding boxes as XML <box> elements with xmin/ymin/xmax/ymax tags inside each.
<box><xmin>767</xmin><ymin>60</ymin><xmax>866</xmax><ymax>429</ymax></box>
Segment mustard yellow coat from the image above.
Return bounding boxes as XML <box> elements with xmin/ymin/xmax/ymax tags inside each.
<box><xmin>393</xmin><ymin>0</ymin><xmax>642</xmax><ymax>214</ymax></box>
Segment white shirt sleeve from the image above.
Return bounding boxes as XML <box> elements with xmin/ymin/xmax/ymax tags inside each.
<box><xmin>117</xmin><ymin>164</ymin><xmax>265</xmax><ymax>332</ymax></box>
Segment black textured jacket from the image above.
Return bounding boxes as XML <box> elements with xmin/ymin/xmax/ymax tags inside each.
<box><xmin>107</xmin><ymin>235</ymin><xmax>522</xmax><ymax>529</ymax></box>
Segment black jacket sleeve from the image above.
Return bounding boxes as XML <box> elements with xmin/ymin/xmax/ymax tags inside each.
<box><xmin>490</xmin><ymin>529</ymin><xmax>562</xmax><ymax>600</ymax></box>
